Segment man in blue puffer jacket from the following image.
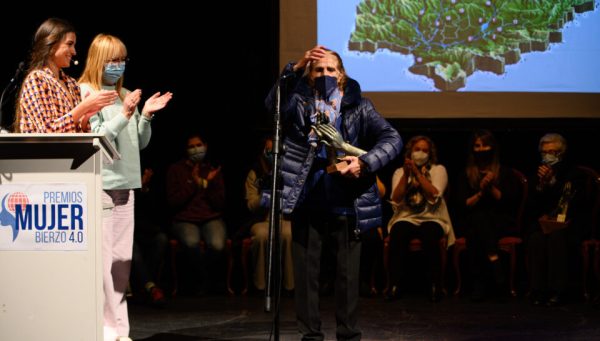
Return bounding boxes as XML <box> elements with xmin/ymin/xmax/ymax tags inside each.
<box><xmin>266</xmin><ymin>45</ymin><xmax>402</xmax><ymax>341</ymax></box>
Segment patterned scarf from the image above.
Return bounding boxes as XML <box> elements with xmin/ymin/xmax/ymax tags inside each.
<box><xmin>309</xmin><ymin>87</ymin><xmax>343</xmax><ymax>149</ymax></box>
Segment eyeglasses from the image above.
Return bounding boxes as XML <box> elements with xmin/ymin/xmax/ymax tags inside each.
<box><xmin>105</xmin><ymin>57</ymin><xmax>129</xmax><ymax>66</ymax></box>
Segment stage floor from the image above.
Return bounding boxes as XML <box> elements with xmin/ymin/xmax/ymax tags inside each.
<box><xmin>129</xmin><ymin>292</ymin><xmax>600</xmax><ymax>340</ymax></box>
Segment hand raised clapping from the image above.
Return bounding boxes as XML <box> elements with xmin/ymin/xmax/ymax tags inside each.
<box><xmin>403</xmin><ymin>158</ymin><xmax>419</xmax><ymax>176</ymax></box>
<box><xmin>479</xmin><ymin>170</ymin><xmax>496</xmax><ymax>190</ymax></box>
<box><xmin>142</xmin><ymin>91</ymin><xmax>173</xmax><ymax>118</ymax></box>
<box><xmin>122</xmin><ymin>89</ymin><xmax>142</xmax><ymax>118</ymax></box>
<box><xmin>537</xmin><ymin>164</ymin><xmax>554</xmax><ymax>183</ymax></box>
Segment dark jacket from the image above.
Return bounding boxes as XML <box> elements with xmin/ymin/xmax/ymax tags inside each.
<box><xmin>166</xmin><ymin>159</ymin><xmax>225</xmax><ymax>224</ymax></box>
<box><xmin>525</xmin><ymin>162</ymin><xmax>588</xmax><ymax>239</ymax></box>
<box><xmin>265</xmin><ymin>63</ymin><xmax>402</xmax><ymax>233</ymax></box>
<box><xmin>455</xmin><ymin>166</ymin><xmax>520</xmax><ymax>236</ymax></box>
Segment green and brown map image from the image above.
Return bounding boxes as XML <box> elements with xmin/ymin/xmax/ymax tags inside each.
<box><xmin>349</xmin><ymin>0</ymin><xmax>597</xmax><ymax>91</ymax></box>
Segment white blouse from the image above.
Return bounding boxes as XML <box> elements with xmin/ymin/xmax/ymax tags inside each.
<box><xmin>387</xmin><ymin>164</ymin><xmax>455</xmax><ymax>247</ymax></box>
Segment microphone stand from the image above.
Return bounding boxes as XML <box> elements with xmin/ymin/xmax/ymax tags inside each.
<box><xmin>0</xmin><ymin>62</ymin><xmax>25</xmax><ymax>133</ymax></box>
<box><xmin>0</xmin><ymin>83</ymin><xmax>14</xmax><ymax>133</ymax></box>
<box><xmin>265</xmin><ymin>77</ymin><xmax>284</xmax><ymax>340</ymax></box>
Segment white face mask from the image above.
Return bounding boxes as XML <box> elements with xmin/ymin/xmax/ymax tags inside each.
<box><xmin>187</xmin><ymin>146</ymin><xmax>207</xmax><ymax>163</ymax></box>
<box><xmin>412</xmin><ymin>150</ymin><xmax>429</xmax><ymax>166</ymax></box>
<box><xmin>541</xmin><ymin>153</ymin><xmax>560</xmax><ymax>166</ymax></box>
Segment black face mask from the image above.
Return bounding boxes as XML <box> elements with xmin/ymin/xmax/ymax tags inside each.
<box><xmin>263</xmin><ymin>149</ymin><xmax>274</xmax><ymax>165</ymax></box>
<box><xmin>473</xmin><ymin>149</ymin><xmax>494</xmax><ymax>165</ymax></box>
<box><xmin>313</xmin><ymin>75</ymin><xmax>338</xmax><ymax>100</ymax></box>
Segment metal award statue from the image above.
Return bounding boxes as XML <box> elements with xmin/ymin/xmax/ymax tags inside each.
<box><xmin>312</xmin><ymin>112</ymin><xmax>366</xmax><ymax>174</ymax></box>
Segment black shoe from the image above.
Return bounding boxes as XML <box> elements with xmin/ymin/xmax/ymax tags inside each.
<box><xmin>546</xmin><ymin>294</ymin><xmax>563</xmax><ymax>307</ymax></box>
<box><xmin>530</xmin><ymin>290</ymin><xmax>546</xmax><ymax>306</ymax></box>
<box><xmin>360</xmin><ymin>281</ymin><xmax>375</xmax><ymax>298</ymax></box>
<box><xmin>384</xmin><ymin>286</ymin><xmax>400</xmax><ymax>302</ymax></box>
<box><xmin>430</xmin><ymin>283</ymin><xmax>443</xmax><ymax>303</ymax></box>
<box><xmin>531</xmin><ymin>297</ymin><xmax>544</xmax><ymax>306</ymax></box>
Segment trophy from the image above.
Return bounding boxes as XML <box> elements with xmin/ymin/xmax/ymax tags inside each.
<box><xmin>312</xmin><ymin>113</ymin><xmax>366</xmax><ymax>174</ymax></box>
<box><xmin>539</xmin><ymin>181</ymin><xmax>575</xmax><ymax>234</ymax></box>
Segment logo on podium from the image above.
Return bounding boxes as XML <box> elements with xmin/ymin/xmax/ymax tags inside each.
<box><xmin>0</xmin><ymin>184</ymin><xmax>88</xmax><ymax>250</ymax></box>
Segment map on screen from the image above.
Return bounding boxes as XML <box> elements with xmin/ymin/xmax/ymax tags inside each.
<box><xmin>318</xmin><ymin>0</ymin><xmax>600</xmax><ymax>92</ymax></box>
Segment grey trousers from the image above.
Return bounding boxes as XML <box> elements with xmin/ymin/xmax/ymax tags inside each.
<box><xmin>292</xmin><ymin>211</ymin><xmax>362</xmax><ymax>341</ymax></box>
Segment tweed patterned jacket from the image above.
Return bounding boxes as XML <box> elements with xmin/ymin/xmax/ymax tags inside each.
<box><xmin>19</xmin><ymin>67</ymin><xmax>81</xmax><ymax>133</ymax></box>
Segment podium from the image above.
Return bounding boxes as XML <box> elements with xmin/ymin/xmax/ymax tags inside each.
<box><xmin>0</xmin><ymin>133</ymin><xmax>119</xmax><ymax>341</ymax></box>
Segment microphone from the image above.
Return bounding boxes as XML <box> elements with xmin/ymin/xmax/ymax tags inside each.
<box><xmin>10</xmin><ymin>62</ymin><xmax>25</xmax><ymax>83</ymax></box>
<box><xmin>73</xmin><ymin>60</ymin><xmax>79</xmax><ymax>66</ymax></box>
<box><xmin>0</xmin><ymin>61</ymin><xmax>26</xmax><ymax>132</ymax></box>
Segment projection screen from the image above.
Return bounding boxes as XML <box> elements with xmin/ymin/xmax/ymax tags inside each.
<box><xmin>280</xmin><ymin>0</ymin><xmax>600</xmax><ymax>118</ymax></box>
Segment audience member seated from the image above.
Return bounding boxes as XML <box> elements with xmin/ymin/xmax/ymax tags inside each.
<box><xmin>166</xmin><ymin>132</ymin><xmax>227</xmax><ymax>294</ymax></box>
<box><xmin>385</xmin><ymin>135</ymin><xmax>455</xmax><ymax>302</ymax></box>
<box><xmin>244</xmin><ymin>136</ymin><xmax>294</xmax><ymax>294</ymax></box>
<box><xmin>131</xmin><ymin>167</ymin><xmax>168</xmax><ymax>307</ymax></box>
<box><xmin>456</xmin><ymin>129</ymin><xmax>519</xmax><ymax>301</ymax></box>
<box><xmin>525</xmin><ymin>133</ymin><xmax>585</xmax><ymax>306</ymax></box>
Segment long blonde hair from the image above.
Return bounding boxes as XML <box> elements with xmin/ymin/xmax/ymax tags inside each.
<box><xmin>79</xmin><ymin>34</ymin><xmax>127</xmax><ymax>100</ymax></box>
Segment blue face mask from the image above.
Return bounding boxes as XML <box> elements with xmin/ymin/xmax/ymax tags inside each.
<box><xmin>313</xmin><ymin>75</ymin><xmax>338</xmax><ymax>100</ymax></box>
<box><xmin>103</xmin><ymin>62</ymin><xmax>126</xmax><ymax>85</ymax></box>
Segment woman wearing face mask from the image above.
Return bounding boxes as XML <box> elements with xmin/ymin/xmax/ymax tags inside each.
<box><xmin>456</xmin><ymin>129</ymin><xmax>519</xmax><ymax>302</ymax></box>
<box><xmin>166</xmin><ymin>133</ymin><xmax>227</xmax><ymax>296</ymax></box>
<box><xmin>15</xmin><ymin>18</ymin><xmax>118</xmax><ymax>133</ymax></box>
<box><xmin>385</xmin><ymin>136</ymin><xmax>455</xmax><ymax>302</ymax></box>
<box><xmin>242</xmin><ymin>136</ymin><xmax>294</xmax><ymax>294</ymax></box>
<box><xmin>79</xmin><ymin>34</ymin><xmax>172</xmax><ymax>341</ymax></box>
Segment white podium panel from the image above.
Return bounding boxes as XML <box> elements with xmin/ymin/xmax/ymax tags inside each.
<box><xmin>0</xmin><ymin>134</ymin><xmax>118</xmax><ymax>341</ymax></box>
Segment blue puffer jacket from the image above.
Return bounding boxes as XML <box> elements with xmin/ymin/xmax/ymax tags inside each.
<box><xmin>266</xmin><ymin>63</ymin><xmax>403</xmax><ymax>234</ymax></box>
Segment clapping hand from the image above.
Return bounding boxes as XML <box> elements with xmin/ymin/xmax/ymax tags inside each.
<box><xmin>122</xmin><ymin>89</ymin><xmax>142</xmax><ymax>118</ymax></box>
<box><xmin>78</xmin><ymin>89</ymin><xmax>118</xmax><ymax>131</ymax></box>
<box><xmin>142</xmin><ymin>91</ymin><xmax>173</xmax><ymax>118</ymax></box>
<box><xmin>537</xmin><ymin>164</ymin><xmax>554</xmax><ymax>184</ymax></box>
<box><xmin>207</xmin><ymin>165</ymin><xmax>222</xmax><ymax>181</ymax></box>
<box><xmin>81</xmin><ymin>89</ymin><xmax>118</xmax><ymax>117</ymax></box>
<box><xmin>404</xmin><ymin>158</ymin><xmax>423</xmax><ymax>187</ymax></box>
<box><xmin>479</xmin><ymin>170</ymin><xmax>496</xmax><ymax>190</ymax></box>
<box><xmin>403</xmin><ymin>158</ymin><xmax>419</xmax><ymax>176</ymax></box>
